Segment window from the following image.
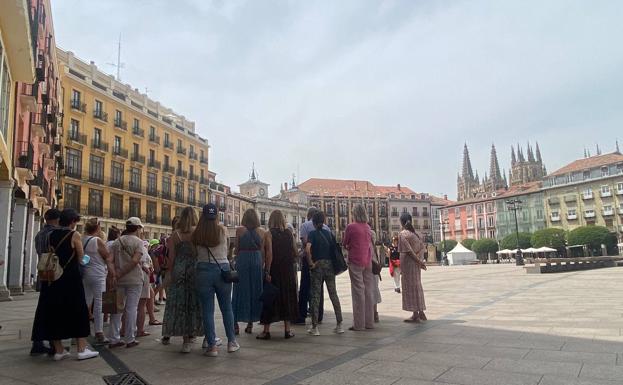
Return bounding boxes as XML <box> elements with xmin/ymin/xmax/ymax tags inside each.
<box><xmin>189</xmin><ymin>165</ymin><xmax>194</xmax><ymax>177</ymax></box>
<box><xmin>94</xmin><ymin>100</ymin><xmax>103</xmax><ymax>115</ymax></box>
<box><xmin>478</xmin><ymin>217</ymin><xmax>484</xmax><ymax>229</ymax></box>
<box><xmin>71</xmin><ymin>89</ymin><xmax>81</xmax><ymax>104</ymax></box>
<box><xmin>601</xmin><ymin>166</ymin><xmax>609</xmax><ymax>177</ymax></box>
<box><xmin>164</xmin><ymin>133</ymin><xmax>170</xmax><ymax>145</ymax></box>
<box><xmin>133</xmin><ymin>118</ymin><xmax>140</xmax><ymax>129</ymax></box>
<box><xmin>113</xmin><ymin>136</ymin><xmax>121</xmax><ymax>153</ymax></box>
<box><xmin>454</xmin><ymin>208</ymin><xmax>460</xmax><ymax>216</ymax></box>
<box><xmin>188</xmin><ymin>185</ymin><xmax>195</xmax><ymax>205</ymax></box>
<box><xmin>110</xmin><ymin>193</ymin><xmax>123</xmax><ymax>219</ymax></box>
<box><xmin>111</xmin><ymin>161</ymin><xmax>124</xmax><ymax>188</ymax></box>
<box><xmin>603</xmin><ymin>205</ymin><xmax>613</xmax><ymax>214</ymax></box>
<box><xmin>487</xmin><ymin>216</ymin><xmax>494</xmax><ymax>227</ymax></box>
<box><xmin>617</xmin><ymin>182</ymin><xmax>623</xmax><ymax>193</ymax></box>
<box><xmin>175</xmin><ymin>180</ymin><xmax>184</xmax><ymax>201</ymax></box>
<box><xmin>64</xmin><ymin>184</ymin><xmax>81</xmax><ymax>210</ymax></box>
<box><xmin>583</xmin><ymin>187</ymin><xmax>593</xmax><ymax>198</ymax></box>
<box><xmin>177</xmin><ymin>160</ymin><xmax>182</xmax><ymax>171</ymax></box>
<box><xmin>486</xmin><ymin>203</ymin><xmax>493</xmax><ymax>213</ymax></box>
<box><xmin>133</xmin><ymin>142</ymin><xmax>139</xmax><ymax>157</ymax></box>
<box><xmin>130</xmin><ymin>167</ymin><xmax>141</xmax><ymax>192</ymax></box>
<box><xmin>402</xmin><ymin>207</ymin><xmax>408</xmax><ymax>213</ymax></box>
<box><xmin>601</xmin><ymin>185</ymin><xmax>611</xmax><ymax>196</ymax></box>
<box><xmin>164</xmin><ymin>155</ymin><xmax>170</xmax><ymax>168</ymax></box>
<box><xmin>260</xmin><ymin>212</ymin><xmax>266</xmax><ymax>225</ymax></box>
<box><xmin>147</xmin><ymin>172</ymin><xmax>157</xmax><ymax>196</ymax></box>
<box><xmin>66</xmin><ymin>148</ymin><xmax>82</xmax><ymax>178</ymax></box>
<box><xmin>146</xmin><ymin>201</ymin><xmax>157</xmax><ymax>223</ymax></box>
<box><xmin>467</xmin><ymin>218</ymin><xmax>473</xmax><ymax>229</ymax></box>
<box><xmin>177</xmin><ymin>139</ymin><xmax>182</xmax><ymax>149</ymax></box>
<box><xmin>219</xmin><ymin>212</ymin><xmax>225</xmax><ymax>224</ymax></box>
<box><xmin>88</xmin><ymin>189</ymin><xmax>103</xmax><ymax>216</ymax></box>
<box><xmin>199</xmin><ymin>189</ymin><xmax>207</xmax><ymax>205</ymax></box>
<box><xmin>412</xmin><ymin>207</ymin><xmax>419</xmax><ymax>216</ymax></box>
<box><xmin>423</xmin><ymin>207</ymin><xmax>429</xmax><ymax>217</ymax></box>
<box><xmin>162</xmin><ymin>204</ymin><xmax>171</xmax><ymax>225</ymax></box>
<box><xmin>129</xmin><ymin>198</ymin><xmax>141</xmax><ymax>218</ymax></box>
<box><xmin>0</xmin><ymin>55</ymin><xmax>11</xmax><ymax>138</ymax></box>
<box><xmin>190</xmin><ymin>144</ymin><xmax>194</xmax><ymax>155</ymax></box>
<box><xmin>149</xmin><ymin>149</ymin><xmax>155</xmax><ymax>163</ymax></box>
<box><xmin>583</xmin><ymin>170</ymin><xmax>590</xmax><ymax>180</ymax></box>
<box><xmin>162</xmin><ymin>176</ymin><xmax>171</xmax><ymax>199</ymax></box>
<box><xmin>93</xmin><ymin>128</ymin><xmax>102</xmax><ymax>147</ymax></box>
<box><xmin>115</xmin><ymin>110</ymin><xmax>122</xmax><ymax>124</ymax></box>
<box><xmin>69</xmin><ymin>119</ymin><xmax>80</xmax><ymax>139</ymax></box>
<box><xmin>476</xmin><ymin>204</ymin><xmax>483</xmax><ymax>214</ymax></box>
<box><xmin>149</xmin><ymin>125</ymin><xmax>156</xmax><ymax>137</ymax></box>
<box><xmin>89</xmin><ymin>154</ymin><xmax>104</xmax><ymax>183</ymax></box>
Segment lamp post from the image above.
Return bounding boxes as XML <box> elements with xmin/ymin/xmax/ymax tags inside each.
<box><xmin>506</xmin><ymin>198</ymin><xmax>524</xmax><ymax>266</ymax></box>
<box><xmin>439</xmin><ymin>211</ymin><xmax>449</xmax><ymax>265</ymax></box>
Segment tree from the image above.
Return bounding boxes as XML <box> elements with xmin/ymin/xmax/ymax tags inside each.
<box><xmin>568</xmin><ymin>226</ymin><xmax>618</xmax><ymax>255</ymax></box>
<box><xmin>500</xmin><ymin>232</ymin><xmax>532</xmax><ymax>250</ymax></box>
<box><xmin>440</xmin><ymin>240</ymin><xmax>457</xmax><ymax>253</ymax></box>
<box><xmin>531</xmin><ymin>228</ymin><xmax>566</xmax><ymax>249</ymax></box>
<box><xmin>472</xmin><ymin>238</ymin><xmax>499</xmax><ymax>262</ymax></box>
<box><xmin>462</xmin><ymin>238</ymin><xmax>476</xmax><ymax>250</ymax></box>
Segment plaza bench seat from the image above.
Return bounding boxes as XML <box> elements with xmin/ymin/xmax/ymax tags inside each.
<box><xmin>525</xmin><ymin>256</ymin><xmax>623</xmax><ymax>274</ymax></box>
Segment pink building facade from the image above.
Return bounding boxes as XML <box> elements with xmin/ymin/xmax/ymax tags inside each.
<box><xmin>442</xmin><ymin>197</ymin><xmax>498</xmax><ymax>243</ymax></box>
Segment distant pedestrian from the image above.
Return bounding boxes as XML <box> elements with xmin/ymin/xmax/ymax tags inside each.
<box><xmin>32</xmin><ymin>208</ymin><xmax>99</xmax><ymax>361</ymax></box>
<box><xmin>162</xmin><ymin>207</ymin><xmax>203</xmax><ymax>353</ymax></box>
<box><xmin>232</xmin><ymin>209</ymin><xmax>269</xmax><ymax>335</ymax></box>
<box><xmin>81</xmin><ymin>218</ymin><xmax>116</xmax><ymax>344</ymax></box>
<box><xmin>257</xmin><ymin>210</ymin><xmax>299</xmax><ymax>340</ymax></box>
<box><xmin>305</xmin><ymin>211</ymin><xmax>344</xmax><ymax>336</ymax></box>
<box><xmin>343</xmin><ymin>204</ymin><xmax>375</xmax><ymax>331</ymax></box>
<box><xmin>295</xmin><ymin>207</ymin><xmax>325</xmax><ymax>325</ymax></box>
<box><xmin>193</xmin><ymin>203</ymin><xmax>240</xmax><ymax>356</ymax></box>
<box><xmin>385</xmin><ymin>236</ymin><xmax>401</xmax><ymax>293</ymax></box>
<box><xmin>398</xmin><ymin>213</ymin><xmax>427</xmax><ymax>323</ymax></box>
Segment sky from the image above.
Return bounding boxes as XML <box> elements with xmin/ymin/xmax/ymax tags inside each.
<box><xmin>50</xmin><ymin>0</ymin><xmax>623</xmax><ymax>199</ymax></box>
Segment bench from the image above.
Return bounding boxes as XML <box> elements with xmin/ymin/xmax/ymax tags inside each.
<box><xmin>525</xmin><ymin>256</ymin><xmax>623</xmax><ymax>274</ymax></box>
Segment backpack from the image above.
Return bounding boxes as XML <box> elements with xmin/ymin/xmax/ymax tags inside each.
<box><xmin>37</xmin><ymin>230</ymin><xmax>75</xmax><ymax>283</ymax></box>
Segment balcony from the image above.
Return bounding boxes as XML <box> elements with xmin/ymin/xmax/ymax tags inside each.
<box><xmin>200</xmin><ymin>176</ymin><xmax>209</xmax><ymax>185</ymax></box>
<box><xmin>91</xmin><ymin>139</ymin><xmax>109</xmax><ymax>152</ymax></box>
<box><xmin>112</xmin><ymin>147</ymin><xmax>129</xmax><ymax>159</ymax></box>
<box><xmin>339</xmin><ymin>210</ymin><xmax>348</xmax><ymax>217</ymax></box>
<box><xmin>600</xmin><ymin>190</ymin><xmax>612</xmax><ymax>198</ymax></box>
<box><xmin>131</xmin><ymin>153</ymin><xmax>145</xmax><ymax>165</ymax></box>
<box><xmin>188</xmin><ymin>197</ymin><xmax>196</xmax><ymax>206</ymax></box>
<box><xmin>35</xmin><ymin>51</ymin><xmax>45</xmax><ymax>81</ymax></box>
<box><xmin>548</xmin><ymin>197</ymin><xmax>560</xmax><ymax>205</ymax></box>
<box><xmin>65</xmin><ymin>166</ymin><xmax>82</xmax><ymax>179</ymax></box>
<box><xmin>200</xmin><ymin>155</ymin><xmax>208</xmax><ymax>164</ymax></box>
<box><xmin>584</xmin><ymin>211</ymin><xmax>596</xmax><ymax>219</ymax></box>
<box><xmin>391</xmin><ymin>212</ymin><xmax>399</xmax><ymax>217</ymax></box>
<box><xmin>617</xmin><ymin>187</ymin><xmax>623</xmax><ymax>195</ymax></box>
<box><xmin>146</xmin><ymin>187</ymin><xmax>158</xmax><ymax>197</ymax></box>
<box><xmin>603</xmin><ymin>208</ymin><xmax>614</xmax><ymax>216</ymax></box>
<box><xmin>149</xmin><ymin>134</ymin><xmax>160</xmax><ymax>145</ymax></box>
<box><xmin>412</xmin><ymin>211</ymin><xmax>419</xmax><ymax>217</ymax></box>
<box><xmin>109</xmin><ymin>178</ymin><xmax>124</xmax><ymax>189</ymax></box>
<box><xmin>175</xmin><ymin>193</ymin><xmax>185</xmax><ymax>202</ymax></box>
<box><xmin>189</xmin><ymin>152</ymin><xmax>198</xmax><ymax>161</ymax></box>
<box><xmin>132</xmin><ymin>127</ymin><xmax>145</xmax><ymax>138</ymax></box>
<box><xmin>619</xmin><ymin>207</ymin><xmax>623</xmax><ymax>215</ymax></box>
<box><xmin>176</xmin><ymin>170</ymin><xmax>188</xmax><ymax>179</ymax></box>
<box><xmin>114</xmin><ymin>119</ymin><xmax>127</xmax><ymax>130</ymax></box>
<box><xmin>163</xmin><ymin>165</ymin><xmax>175</xmax><ymax>174</ymax></box>
<box><xmin>161</xmin><ymin>191</ymin><xmax>171</xmax><ymax>200</ymax></box>
<box><xmin>70</xmin><ymin>99</ymin><xmax>86</xmax><ymax>113</ymax></box>
<box><xmin>177</xmin><ymin>146</ymin><xmax>187</xmax><ymax>155</ymax></box>
<box><xmin>189</xmin><ymin>173</ymin><xmax>199</xmax><ymax>182</ymax></box>
<box><xmin>567</xmin><ymin>213</ymin><xmax>577</xmax><ymax>220</ymax></box>
<box><xmin>93</xmin><ymin>110</ymin><xmax>108</xmax><ymax>122</ymax></box>
<box><xmin>422</xmin><ymin>212</ymin><xmax>429</xmax><ymax>217</ymax></box>
<box><xmin>129</xmin><ymin>182</ymin><xmax>142</xmax><ymax>194</ymax></box>
<box><xmin>89</xmin><ymin>173</ymin><xmax>104</xmax><ymax>184</ymax></box>
<box><xmin>582</xmin><ymin>192</ymin><xmax>594</xmax><ymax>200</ymax></box>
<box><xmin>164</xmin><ymin>141</ymin><xmax>174</xmax><ymax>150</ymax></box>
<box><xmin>20</xmin><ymin>83</ymin><xmax>37</xmax><ymax>112</ymax></box>
<box><xmin>148</xmin><ymin>159</ymin><xmax>161</xmax><ymax>170</ymax></box>
<box><xmin>67</xmin><ymin>132</ymin><xmax>87</xmax><ymax>146</ymax></box>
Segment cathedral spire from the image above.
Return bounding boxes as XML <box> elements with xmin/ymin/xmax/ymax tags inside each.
<box><xmin>502</xmin><ymin>168</ymin><xmax>508</xmax><ymax>189</ymax></box>
<box><xmin>489</xmin><ymin>144</ymin><xmax>503</xmax><ymax>186</ymax></box>
<box><xmin>527</xmin><ymin>142</ymin><xmax>535</xmax><ymax>162</ymax></box>
<box><xmin>517</xmin><ymin>144</ymin><xmax>525</xmax><ymax>162</ymax></box>
<box><xmin>535</xmin><ymin>142</ymin><xmax>542</xmax><ymax>163</ymax></box>
<box><xmin>511</xmin><ymin>146</ymin><xmax>517</xmax><ymax>165</ymax></box>
<box><xmin>461</xmin><ymin>143</ymin><xmax>475</xmax><ymax>180</ymax></box>
<box><xmin>596</xmin><ymin>143</ymin><xmax>602</xmax><ymax>156</ymax></box>
<box><xmin>616</xmin><ymin>140</ymin><xmax>621</xmax><ymax>154</ymax></box>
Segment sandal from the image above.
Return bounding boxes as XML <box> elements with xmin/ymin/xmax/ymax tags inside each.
<box><xmin>137</xmin><ymin>331</ymin><xmax>150</xmax><ymax>337</ymax></box>
<box><xmin>149</xmin><ymin>320</ymin><xmax>163</xmax><ymax>326</ymax></box>
<box><xmin>126</xmin><ymin>341</ymin><xmax>140</xmax><ymax>348</ymax></box>
<box><xmin>284</xmin><ymin>331</ymin><xmax>295</xmax><ymax>339</ymax></box>
<box><xmin>403</xmin><ymin>318</ymin><xmax>420</xmax><ymax>323</ymax></box>
<box><xmin>234</xmin><ymin>324</ymin><xmax>240</xmax><ymax>335</ymax></box>
<box><xmin>419</xmin><ymin>312</ymin><xmax>427</xmax><ymax>321</ymax></box>
<box><xmin>108</xmin><ymin>342</ymin><xmax>125</xmax><ymax>349</ymax></box>
<box><xmin>256</xmin><ymin>332</ymin><xmax>271</xmax><ymax>340</ymax></box>
<box><xmin>244</xmin><ymin>324</ymin><xmax>253</xmax><ymax>334</ymax></box>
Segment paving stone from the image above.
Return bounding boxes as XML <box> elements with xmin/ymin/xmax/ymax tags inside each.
<box><xmin>539</xmin><ymin>374</ymin><xmax>623</xmax><ymax>385</ymax></box>
<box><xmin>483</xmin><ymin>358</ymin><xmax>581</xmax><ymax>376</ymax></box>
<box><xmin>579</xmin><ymin>363</ymin><xmax>623</xmax><ymax>381</ymax></box>
<box><xmin>436</xmin><ymin>367</ymin><xmax>542</xmax><ymax>385</ymax></box>
<box><xmin>405</xmin><ymin>351</ymin><xmax>491</xmax><ymax>369</ymax></box>
<box><xmin>357</xmin><ymin>361</ymin><xmax>449</xmax><ymax>381</ymax></box>
<box><xmin>448</xmin><ymin>344</ymin><xmax>529</xmax><ymax>359</ymax></box>
<box><xmin>524</xmin><ymin>349</ymin><xmax>617</xmax><ymax>364</ymax></box>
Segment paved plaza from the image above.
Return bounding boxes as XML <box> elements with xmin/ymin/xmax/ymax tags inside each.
<box><xmin>2</xmin><ymin>264</ymin><xmax>623</xmax><ymax>385</ymax></box>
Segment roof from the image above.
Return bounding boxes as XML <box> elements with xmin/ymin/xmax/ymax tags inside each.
<box><xmin>430</xmin><ymin>195</ymin><xmax>455</xmax><ymax>206</ymax></box>
<box><xmin>548</xmin><ymin>152</ymin><xmax>623</xmax><ymax>177</ymax></box>
<box><xmin>298</xmin><ymin>178</ymin><xmax>417</xmax><ymax>198</ymax></box>
<box><xmin>444</xmin><ymin>181</ymin><xmax>542</xmax><ymax>208</ymax></box>
<box><xmin>448</xmin><ymin>243</ymin><xmax>476</xmax><ymax>255</ymax></box>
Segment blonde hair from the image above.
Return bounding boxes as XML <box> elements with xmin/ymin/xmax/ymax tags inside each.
<box><xmin>352</xmin><ymin>203</ymin><xmax>368</xmax><ymax>224</ymax></box>
<box><xmin>177</xmin><ymin>206</ymin><xmax>198</xmax><ymax>233</ymax></box>
<box><xmin>268</xmin><ymin>210</ymin><xmax>286</xmax><ymax>230</ymax></box>
<box><xmin>84</xmin><ymin>218</ymin><xmax>100</xmax><ymax>234</ymax></box>
<box><xmin>241</xmin><ymin>208</ymin><xmax>260</xmax><ymax>230</ymax></box>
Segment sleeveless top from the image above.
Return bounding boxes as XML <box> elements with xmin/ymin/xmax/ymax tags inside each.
<box><xmin>81</xmin><ymin>235</ymin><xmax>107</xmax><ymax>278</ymax></box>
<box><xmin>239</xmin><ymin>228</ymin><xmax>262</xmax><ymax>251</ymax></box>
<box><xmin>197</xmin><ymin>229</ymin><xmax>228</xmax><ymax>264</ymax></box>
<box><xmin>173</xmin><ymin>232</ymin><xmax>196</xmax><ymax>261</ymax></box>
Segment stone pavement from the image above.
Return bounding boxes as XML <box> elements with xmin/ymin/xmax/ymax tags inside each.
<box><xmin>2</xmin><ymin>264</ymin><xmax>623</xmax><ymax>385</ymax></box>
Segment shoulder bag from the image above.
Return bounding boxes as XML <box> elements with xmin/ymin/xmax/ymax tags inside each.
<box><xmin>320</xmin><ymin>230</ymin><xmax>347</xmax><ymax>275</ymax></box>
<box><xmin>207</xmin><ymin>246</ymin><xmax>239</xmax><ymax>283</ymax></box>
<box><xmin>37</xmin><ymin>230</ymin><xmax>75</xmax><ymax>283</ymax></box>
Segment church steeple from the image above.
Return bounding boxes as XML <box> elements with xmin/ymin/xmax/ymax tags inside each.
<box><xmin>511</xmin><ymin>146</ymin><xmax>517</xmax><ymax>165</ymax></box>
<box><xmin>489</xmin><ymin>144</ymin><xmax>504</xmax><ymax>190</ymax></box>
<box><xmin>527</xmin><ymin>142</ymin><xmax>535</xmax><ymax>162</ymax></box>
<box><xmin>250</xmin><ymin>163</ymin><xmax>257</xmax><ymax>181</ymax></box>
<box><xmin>461</xmin><ymin>143</ymin><xmax>474</xmax><ymax>180</ymax></box>
<box><xmin>535</xmin><ymin>142</ymin><xmax>543</xmax><ymax>163</ymax></box>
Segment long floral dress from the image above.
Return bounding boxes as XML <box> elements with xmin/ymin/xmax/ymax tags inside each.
<box><xmin>162</xmin><ymin>233</ymin><xmax>203</xmax><ymax>337</ymax></box>
<box><xmin>398</xmin><ymin>229</ymin><xmax>426</xmax><ymax>312</ymax></box>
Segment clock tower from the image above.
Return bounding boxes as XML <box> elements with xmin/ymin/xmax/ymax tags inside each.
<box><xmin>239</xmin><ymin>164</ymin><xmax>270</xmax><ymax>199</ymax></box>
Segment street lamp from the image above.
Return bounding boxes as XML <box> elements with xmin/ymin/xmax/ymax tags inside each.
<box><xmin>439</xmin><ymin>211</ymin><xmax>449</xmax><ymax>265</ymax></box>
<box><xmin>506</xmin><ymin>198</ymin><xmax>524</xmax><ymax>266</ymax></box>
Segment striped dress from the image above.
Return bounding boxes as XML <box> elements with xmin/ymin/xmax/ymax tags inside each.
<box><xmin>398</xmin><ymin>230</ymin><xmax>426</xmax><ymax>312</ymax></box>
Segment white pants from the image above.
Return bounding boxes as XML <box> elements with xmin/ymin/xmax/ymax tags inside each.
<box><xmin>108</xmin><ymin>284</ymin><xmax>142</xmax><ymax>344</ymax></box>
<box><xmin>393</xmin><ymin>267</ymin><xmax>401</xmax><ymax>289</ymax></box>
<box><xmin>83</xmin><ymin>274</ymin><xmax>106</xmax><ymax>334</ymax></box>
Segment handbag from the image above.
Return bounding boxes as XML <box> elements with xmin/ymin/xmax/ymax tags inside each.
<box><xmin>207</xmin><ymin>247</ymin><xmax>239</xmax><ymax>283</ymax></box>
<box><xmin>37</xmin><ymin>230</ymin><xmax>75</xmax><ymax>283</ymax></box>
<box><xmin>102</xmin><ymin>289</ymin><xmax>125</xmax><ymax>314</ymax></box>
<box><xmin>371</xmin><ymin>240</ymin><xmax>383</xmax><ymax>277</ymax></box>
<box><xmin>320</xmin><ymin>230</ymin><xmax>347</xmax><ymax>275</ymax></box>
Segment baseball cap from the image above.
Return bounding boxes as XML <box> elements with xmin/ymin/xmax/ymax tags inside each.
<box><xmin>126</xmin><ymin>217</ymin><xmax>144</xmax><ymax>228</ymax></box>
<box><xmin>149</xmin><ymin>239</ymin><xmax>160</xmax><ymax>247</ymax></box>
<box><xmin>203</xmin><ymin>203</ymin><xmax>218</xmax><ymax>220</ymax></box>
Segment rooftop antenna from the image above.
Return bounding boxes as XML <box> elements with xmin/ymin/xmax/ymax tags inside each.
<box><xmin>106</xmin><ymin>33</ymin><xmax>125</xmax><ymax>81</ymax></box>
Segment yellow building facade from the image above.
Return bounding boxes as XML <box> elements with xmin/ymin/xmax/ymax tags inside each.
<box><xmin>57</xmin><ymin>49</ymin><xmax>211</xmax><ymax>238</ymax></box>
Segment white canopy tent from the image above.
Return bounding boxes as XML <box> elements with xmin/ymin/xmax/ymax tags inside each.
<box><xmin>535</xmin><ymin>246</ymin><xmax>557</xmax><ymax>253</ymax></box>
<box><xmin>447</xmin><ymin>243</ymin><xmax>478</xmax><ymax>265</ymax></box>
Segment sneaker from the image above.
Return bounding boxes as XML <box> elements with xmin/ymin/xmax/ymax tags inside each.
<box><xmin>308</xmin><ymin>326</ymin><xmax>320</xmax><ymax>336</ymax></box>
<box><xmin>333</xmin><ymin>324</ymin><xmax>345</xmax><ymax>334</ymax></box>
<box><xmin>77</xmin><ymin>348</ymin><xmax>99</xmax><ymax>361</ymax></box>
<box><xmin>181</xmin><ymin>342</ymin><xmax>192</xmax><ymax>353</ymax></box>
<box><xmin>204</xmin><ymin>346</ymin><xmax>218</xmax><ymax>357</ymax></box>
<box><xmin>94</xmin><ymin>334</ymin><xmax>109</xmax><ymax>345</ymax></box>
<box><xmin>161</xmin><ymin>336</ymin><xmax>170</xmax><ymax>345</ymax></box>
<box><xmin>53</xmin><ymin>351</ymin><xmax>71</xmax><ymax>361</ymax></box>
<box><xmin>227</xmin><ymin>341</ymin><xmax>240</xmax><ymax>353</ymax></box>
<box><xmin>202</xmin><ymin>337</ymin><xmax>222</xmax><ymax>349</ymax></box>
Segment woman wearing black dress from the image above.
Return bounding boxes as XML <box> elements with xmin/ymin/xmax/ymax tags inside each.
<box><xmin>31</xmin><ymin>208</ymin><xmax>99</xmax><ymax>361</ymax></box>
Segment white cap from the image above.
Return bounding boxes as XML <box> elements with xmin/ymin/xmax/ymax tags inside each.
<box><xmin>126</xmin><ymin>217</ymin><xmax>144</xmax><ymax>228</ymax></box>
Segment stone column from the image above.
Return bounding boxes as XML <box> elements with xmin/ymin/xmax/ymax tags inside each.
<box><xmin>23</xmin><ymin>208</ymin><xmax>39</xmax><ymax>292</ymax></box>
<box><xmin>0</xmin><ymin>180</ymin><xmax>14</xmax><ymax>301</ymax></box>
<box><xmin>8</xmin><ymin>198</ymin><xmax>28</xmax><ymax>296</ymax></box>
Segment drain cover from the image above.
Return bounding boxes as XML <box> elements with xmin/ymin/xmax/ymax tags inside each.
<box><xmin>103</xmin><ymin>372</ymin><xmax>149</xmax><ymax>385</ymax></box>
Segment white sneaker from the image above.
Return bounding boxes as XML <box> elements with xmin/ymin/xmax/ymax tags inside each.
<box><xmin>77</xmin><ymin>348</ymin><xmax>99</xmax><ymax>361</ymax></box>
<box><xmin>181</xmin><ymin>342</ymin><xmax>192</xmax><ymax>353</ymax></box>
<box><xmin>202</xmin><ymin>337</ymin><xmax>222</xmax><ymax>349</ymax></box>
<box><xmin>53</xmin><ymin>351</ymin><xmax>71</xmax><ymax>361</ymax></box>
<box><xmin>308</xmin><ymin>326</ymin><xmax>320</xmax><ymax>336</ymax></box>
<box><xmin>334</xmin><ymin>324</ymin><xmax>345</xmax><ymax>334</ymax></box>
<box><xmin>227</xmin><ymin>341</ymin><xmax>240</xmax><ymax>353</ymax></box>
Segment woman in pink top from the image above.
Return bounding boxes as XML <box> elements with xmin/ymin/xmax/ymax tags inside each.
<box><xmin>343</xmin><ymin>204</ymin><xmax>375</xmax><ymax>331</ymax></box>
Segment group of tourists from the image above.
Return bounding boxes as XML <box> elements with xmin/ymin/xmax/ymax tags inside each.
<box><xmin>29</xmin><ymin>202</ymin><xmax>428</xmax><ymax>361</ymax></box>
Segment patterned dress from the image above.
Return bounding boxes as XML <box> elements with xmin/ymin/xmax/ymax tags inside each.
<box><xmin>232</xmin><ymin>229</ymin><xmax>264</xmax><ymax>323</ymax></box>
<box><xmin>398</xmin><ymin>229</ymin><xmax>426</xmax><ymax>312</ymax></box>
<box><xmin>162</xmin><ymin>233</ymin><xmax>203</xmax><ymax>337</ymax></box>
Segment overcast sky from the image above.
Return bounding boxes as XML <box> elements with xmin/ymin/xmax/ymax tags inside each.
<box><xmin>51</xmin><ymin>0</ymin><xmax>623</xmax><ymax>199</ymax></box>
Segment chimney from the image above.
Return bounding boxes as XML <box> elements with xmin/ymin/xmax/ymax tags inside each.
<box><xmin>397</xmin><ymin>184</ymin><xmax>401</xmax><ymax>191</ymax></box>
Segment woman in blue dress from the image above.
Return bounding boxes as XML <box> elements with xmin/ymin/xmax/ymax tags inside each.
<box><xmin>232</xmin><ymin>209</ymin><xmax>271</xmax><ymax>335</ymax></box>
